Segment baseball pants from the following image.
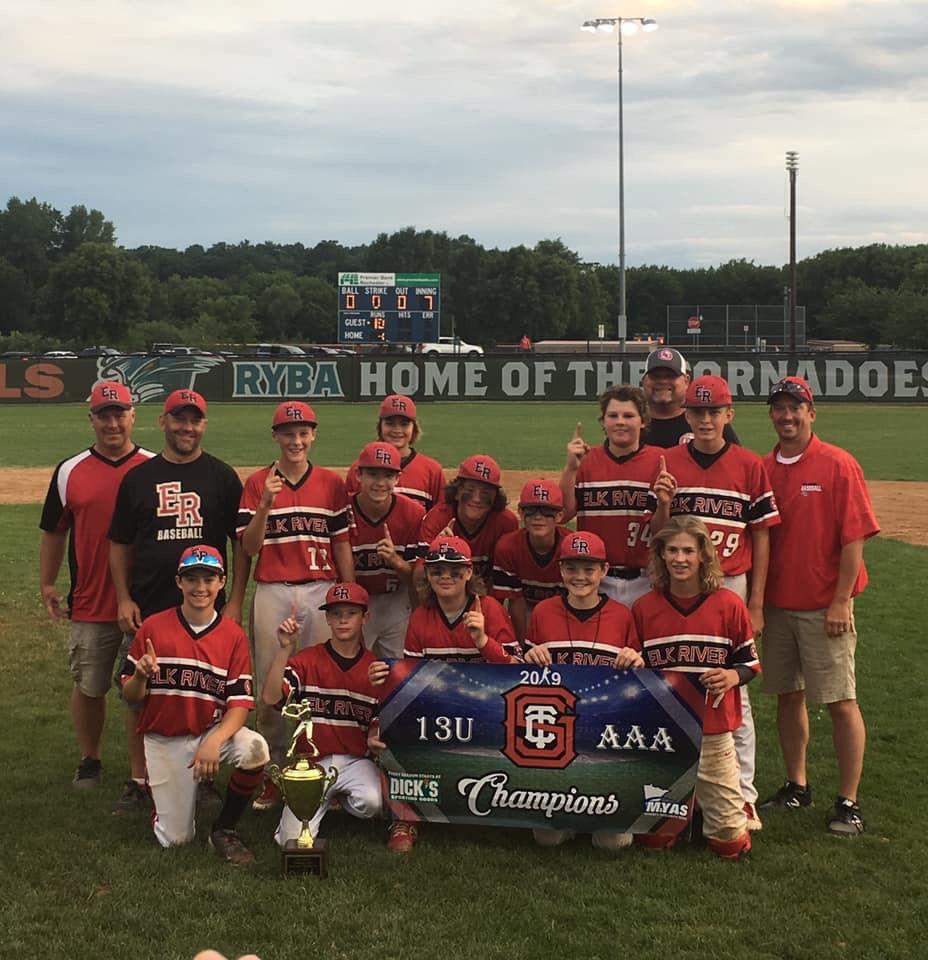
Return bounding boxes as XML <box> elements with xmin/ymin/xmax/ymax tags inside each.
<box><xmin>601</xmin><ymin>573</ymin><xmax>651</xmax><ymax>609</ymax></box>
<box><xmin>274</xmin><ymin>754</ymin><xmax>382</xmax><ymax>846</ymax></box>
<box><xmin>145</xmin><ymin>727</ymin><xmax>269</xmax><ymax>848</ymax></box>
<box><xmin>251</xmin><ymin>580</ymin><xmax>331</xmax><ymax>764</ymax></box>
<box><xmin>363</xmin><ymin>590</ymin><xmax>411</xmax><ymax>659</ymax></box>
<box><xmin>723</xmin><ymin>573</ymin><xmax>757</xmax><ymax>807</ymax></box>
<box><xmin>696</xmin><ymin>731</ymin><xmax>749</xmax><ymax>843</ymax></box>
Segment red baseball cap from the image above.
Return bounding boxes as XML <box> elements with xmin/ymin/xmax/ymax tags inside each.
<box><xmin>684</xmin><ymin>375</ymin><xmax>733</xmax><ymax>408</ymax></box>
<box><xmin>519</xmin><ymin>478</ymin><xmax>564</xmax><ymax>509</ymax></box>
<box><xmin>379</xmin><ymin>394</ymin><xmax>418</xmax><ymax>420</ymax></box>
<box><xmin>88</xmin><ymin>381</ymin><xmax>133</xmax><ymax>413</ymax></box>
<box><xmin>272</xmin><ymin>401</ymin><xmax>317</xmax><ymax>428</ymax></box>
<box><xmin>357</xmin><ymin>441</ymin><xmax>401</xmax><ymax>472</ymax></box>
<box><xmin>558</xmin><ymin>532</ymin><xmax>607</xmax><ymax>562</ymax></box>
<box><xmin>768</xmin><ymin>376</ymin><xmax>814</xmax><ymax>406</ymax></box>
<box><xmin>425</xmin><ymin>535</ymin><xmax>472</xmax><ymax>563</ymax></box>
<box><xmin>177</xmin><ymin>544</ymin><xmax>225</xmax><ymax>575</ymax></box>
<box><xmin>320</xmin><ymin>582</ymin><xmax>370</xmax><ymax>610</ymax></box>
<box><xmin>163</xmin><ymin>388</ymin><xmax>207</xmax><ymax>417</ymax></box>
<box><xmin>457</xmin><ymin>454</ymin><xmax>501</xmax><ymax>488</ymax></box>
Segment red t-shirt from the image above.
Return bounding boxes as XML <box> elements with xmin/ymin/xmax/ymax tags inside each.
<box><xmin>632</xmin><ymin>588</ymin><xmax>758</xmax><ymax>735</ymax></box>
<box><xmin>120</xmin><ymin>609</ymin><xmax>254</xmax><ymax>737</ymax></box>
<box><xmin>764</xmin><ymin>435</ymin><xmax>879</xmax><ymax>609</ymax></box>
<box><xmin>346</xmin><ymin>449</ymin><xmax>445</xmax><ymax>512</ymax></box>
<box><xmin>420</xmin><ymin>503</ymin><xmax>519</xmax><ymax>579</ymax></box>
<box><xmin>237</xmin><ymin>464</ymin><xmax>351</xmax><ymax>583</ymax></box>
<box><xmin>574</xmin><ymin>443</ymin><xmax>662</xmax><ymax>568</ymax></box>
<box><xmin>40</xmin><ymin>446</ymin><xmax>154</xmax><ymax>621</ymax></box>
<box><xmin>280</xmin><ymin>642</ymin><xmax>379</xmax><ymax>758</ymax></box>
<box><xmin>403</xmin><ymin>595</ymin><xmax>515</xmax><ymax>663</ymax></box>
<box><xmin>491</xmin><ymin>526</ymin><xmax>569</xmax><ymax>606</ymax></box>
<box><xmin>663</xmin><ymin>442</ymin><xmax>780</xmax><ymax>576</ymax></box>
<box><xmin>527</xmin><ymin>594</ymin><xmax>640</xmax><ymax>667</ymax></box>
<box><xmin>349</xmin><ymin>493</ymin><xmax>426</xmax><ymax>595</ymax></box>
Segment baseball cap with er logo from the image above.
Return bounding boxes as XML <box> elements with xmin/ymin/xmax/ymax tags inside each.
<box><xmin>88</xmin><ymin>381</ymin><xmax>133</xmax><ymax>413</ymax></box>
<box><xmin>558</xmin><ymin>532</ymin><xmax>607</xmax><ymax>562</ymax></box>
<box><xmin>518</xmin><ymin>478</ymin><xmax>564</xmax><ymax>509</ymax></box>
<box><xmin>379</xmin><ymin>394</ymin><xmax>418</xmax><ymax>420</ymax></box>
<box><xmin>163</xmin><ymin>389</ymin><xmax>207</xmax><ymax>418</ymax></box>
<box><xmin>177</xmin><ymin>544</ymin><xmax>225</xmax><ymax>575</ymax></box>
<box><xmin>457</xmin><ymin>454</ymin><xmax>502</xmax><ymax>488</ymax></box>
<box><xmin>272</xmin><ymin>401</ymin><xmax>317</xmax><ymax>428</ymax></box>
<box><xmin>320</xmin><ymin>581</ymin><xmax>370</xmax><ymax>610</ymax></box>
<box><xmin>684</xmin><ymin>375</ymin><xmax>733</xmax><ymax>408</ymax></box>
<box><xmin>357</xmin><ymin>441</ymin><xmax>401</xmax><ymax>472</ymax></box>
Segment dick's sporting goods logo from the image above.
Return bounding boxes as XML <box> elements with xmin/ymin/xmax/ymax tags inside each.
<box><xmin>388</xmin><ymin>771</ymin><xmax>440</xmax><ymax>803</ymax></box>
<box><xmin>502</xmin><ymin>685</ymin><xmax>577</xmax><ymax>769</ymax></box>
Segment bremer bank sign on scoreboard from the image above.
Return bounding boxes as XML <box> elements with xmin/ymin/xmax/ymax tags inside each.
<box><xmin>338</xmin><ymin>272</ymin><xmax>441</xmax><ymax>344</ymax></box>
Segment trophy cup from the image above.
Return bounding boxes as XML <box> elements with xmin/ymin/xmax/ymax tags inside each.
<box><xmin>266</xmin><ymin>699</ymin><xmax>338</xmax><ymax>878</ymax></box>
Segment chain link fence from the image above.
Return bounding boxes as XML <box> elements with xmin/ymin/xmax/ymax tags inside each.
<box><xmin>663</xmin><ymin>305</ymin><xmax>806</xmax><ymax>351</ymax></box>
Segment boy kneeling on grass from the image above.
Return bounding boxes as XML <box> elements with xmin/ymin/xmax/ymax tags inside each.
<box><xmin>524</xmin><ymin>531</ymin><xmax>643</xmax><ymax>851</ymax></box>
<box><xmin>262</xmin><ymin>582</ymin><xmax>382</xmax><ymax>847</ymax></box>
<box><xmin>120</xmin><ymin>545</ymin><xmax>268</xmax><ymax>865</ymax></box>
<box><xmin>631</xmin><ymin>516</ymin><xmax>759</xmax><ymax>860</ymax></box>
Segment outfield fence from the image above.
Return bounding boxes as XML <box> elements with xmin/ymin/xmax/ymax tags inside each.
<box><xmin>1</xmin><ymin>352</ymin><xmax>926</xmax><ymax>404</ymax></box>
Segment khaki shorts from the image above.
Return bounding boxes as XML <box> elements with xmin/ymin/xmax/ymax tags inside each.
<box><xmin>68</xmin><ymin>621</ymin><xmax>124</xmax><ymax>697</ymax></box>
<box><xmin>760</xmin><ymin>604</ymin><xmax>857</xmax><ymax>704</ymax></box>
<box><xmin>114</xmin><ymin>630</ymin><xmax>143</xmax><ymax>712</ymax></box>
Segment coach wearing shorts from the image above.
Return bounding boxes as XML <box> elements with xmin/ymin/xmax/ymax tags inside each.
<box><xmin>760</xmin><ymin>377</ymin><xmax>879</xmax><ymax>836</ymax></box>
<box><xmin>39</xmin><ymin>382</ymin><xmax>153</xmax><ymax>788</ymax></box>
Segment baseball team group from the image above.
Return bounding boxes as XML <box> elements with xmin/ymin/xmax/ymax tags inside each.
<box><xmin>38</xmin><ymin>346</ymin><xmax>879</xmax><ymax>865</ymax></box>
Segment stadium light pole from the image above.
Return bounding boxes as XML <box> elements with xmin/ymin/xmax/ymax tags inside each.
<box><xmin>581</xmin><ymin>15</ymin><xmax>658</xmax><ymax>349</ymax></box>
<box><xmin>786</xmin><ymin>150</ymin><xmax>799</xmax><ymax>352</ymax></box>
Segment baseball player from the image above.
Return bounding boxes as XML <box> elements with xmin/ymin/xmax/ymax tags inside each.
<box><xmin>108</xmin><ymin>387</ymin><xmax>248</xmax><ymax>814</ymax></box>
<box><xmin>640</xmin><ymin>347</ymin><xmax>739</xmax><ymax>447</ymax></box>
<box><xmin>760</xmin><ymin>377</ymin><xmax>879</xmax><ymax>836</ymax></box>
<box><xmin>261</xmin><ymin>582</ymin><xmax>382</xmax><ymax>846</ymax></box>
<box><xmin>345</xmin><ymin>395</ymin><xmax>445</xmax><ymax>510</ymax></box>
<box><xmin>559</xmin><ymin>385</ymin><xmax>675</xmax><ymax>607</ymax></box>
<box><xmin>39</xmin><ymin>381</ymin><xmax>153</xmax><ymax>788</ymax></box>
<box><xmin>491</xmin><ymin>478</ymin><xmax>569</xmax><ymax>643</ymax></box>
<box><xmin>237</xmin><ymin>400</ymin><xmax>354</xmax><ymax>811</ymax></box>
<box><xmin>632</xmin><ymin>517</ymin><xmax>759</xmax><ymax>859</ymax></box>
<box><xmin>655</xmin><ymin>374</ymin><xmax>779</xmax><ymax>829</ymax></box>
<box><xmin>120</xmin><ymin>545</ymin><xmax>269</xmax><ymax>865</ymax></box>
<box><xmin>369</xmin><ymin>534</ymin><xmax>517</xmax><ymax>853</ymax></box>
<box><xmin>348</xmin><ymin>441</ymin><xmax>425</xmax><ymax>657</ymax></box>
<box><xmin>420</xmin><ymin>454</ymin><xmax>518</xmax><ymax>583</ymax></box>
<box><xmin>525</xmin><ymin>530</ymin><xmax>643</xmax><ymax>850</ymax></box>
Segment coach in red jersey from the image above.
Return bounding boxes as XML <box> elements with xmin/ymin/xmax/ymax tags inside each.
<box><xmin>39</xmin><ymin>381</ymin><xmax>153</xmax><ymax>788</ymax></box>
<box><xmin>759</xmin><ymin>377</ymin><xmax>879</xmax><ymax>837</ymax></box>
<box><xmin>348</xmin><ymin>441</ymin><xmax>425</xmax><ymax>657</ymax></box>
<box><xmin>345</xmin><ymin>394</ymin><xmax>445</xmax><ymax>511</ymax></box>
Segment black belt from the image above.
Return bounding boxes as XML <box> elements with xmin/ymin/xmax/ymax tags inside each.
<box><xmin>607</xmin><ymin>566</ymin><xmax>644</xmax><ymax>580</ymax></box>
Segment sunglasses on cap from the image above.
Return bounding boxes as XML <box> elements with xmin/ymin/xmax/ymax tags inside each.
<box><xmin>424</xmin><ymin>546</ymin><xmax>470</xmax><ymax>563</ymax></box>
<box><xmin>177</xmin><ymin>553</ymin><xmax>224</xmax><ymax>574</ymax></box>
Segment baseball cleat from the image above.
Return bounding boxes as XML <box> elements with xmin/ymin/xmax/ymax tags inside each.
<box><xmin>386</xmin><ymin>822</ymin><xmax>418</xmax><ymax>854</ymax></box>
<box><xmin>826</xmin><ymin>797</ymin><xmax>865</xmax><ymax>837</ymax></box>
<box><xmin>111</xmin><ymin>779</ymin><xmax>151</xmax><ymax>814</ymax></box>
<box><xmin>209</xmin><ymin>828</ymin><xmax>255</xmax><ymax>866</ymax></box>
<box><xmin>72</xmin><ymin>757</ymin><xmax>102</xmax><ymax>790</ymax></box>
<box><xmin>759</xmin><ymin>780</ymin><xmax>813</xmax><ymax>810</ymax></box>
<box><xmin>251</xmin><ymin>779</ymin><xmax>281</xmax><ymax>811</ymax></box>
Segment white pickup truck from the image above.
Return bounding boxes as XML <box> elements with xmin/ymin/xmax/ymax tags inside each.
<box><xmin>415</xmin><ymin>336</ymin><xmax>483</xmax><ymax>358</ymax></box>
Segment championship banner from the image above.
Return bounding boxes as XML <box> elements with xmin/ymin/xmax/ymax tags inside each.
<box><xmin>376</xmin><ymin>662</ymin><xmax>706</xmax><ymax>839</ymax></box>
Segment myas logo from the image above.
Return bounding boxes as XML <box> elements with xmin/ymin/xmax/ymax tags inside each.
<box><xmin>642</xmin><ymin>784</ymin><xmax>689</xmax><ymax>819</ymax></box>
<box><xmin>502</xmin><ymin>685</ymin><xmax>577</xmax><ymax>769</ymax></box>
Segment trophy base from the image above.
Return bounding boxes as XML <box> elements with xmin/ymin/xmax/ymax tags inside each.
<box><xmin>281</xmin><ymin>838</ymin><xmax>329</xmax><ymax>878</ymax></box>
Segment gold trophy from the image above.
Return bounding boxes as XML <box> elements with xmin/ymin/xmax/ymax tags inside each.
<box><xmin>266</xmin><ymin>699</ymin><xmax>338</xmax><ymax>877</ymax></box>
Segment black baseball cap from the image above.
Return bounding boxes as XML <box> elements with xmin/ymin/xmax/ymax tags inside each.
<box><xmin>646</xmin><ymin>347</ymin><xmax>687</xmax><ymax>377</ymax></box>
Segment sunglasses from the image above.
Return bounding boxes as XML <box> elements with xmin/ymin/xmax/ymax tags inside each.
<box><xmin>177</xmin><ymin>553</ymin><xmax>224</xmax><ymax>574</ymax></box>
<box><xmin>520</xmin><ymin>506</ymin><xmax>559</xmax><ymax>518</ymax></box>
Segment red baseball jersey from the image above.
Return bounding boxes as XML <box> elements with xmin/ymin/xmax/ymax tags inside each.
<box><xmin>764</xmin><ymin>435</ymin><xmax>879</xmax><ymax>610</ymax></box>
<box><xmin>404</xmin><ymin>595</ymin><xmax>515</xmax><ymax>663</ymax></box>
<box><xmin>346</xmin><ymin>449</ymin><xmax>445</xmax><ymax>512</ymax></box>
<box><xmin>527</xmin><ymin>594</ymin><xmax>641</xmax><ymax>667</ymax></box>
<box><xmin>120</xmin><ymin>609</ymin><xmax>255</xmax><ymax>737</ymax></box>
<box><xmin>349</xmin><ymin>493</ymin><xmax>426</xmax><ymax>595</ymax></box>
<box><xmin>237</xmin><ymin>464</ymin><xmax>351</xmax><ymax>583</ymax></box>
<box><xmin>663</xmin><ymin>442</ymin><xmax>780</xmax><ymax>576</ymax></box>
<box><xmin>574</xmin><ymin>443</ymin><xmax>663</xmax><ymax>568</ymax></box>
<box><xmin>491</xmin><ymin>527</ymin><xmax>569</xmax><ymax>606</ymax></box>
<box><xmin>40</xmin><ymin>446</ymin><xmax>154</xmax><ymax>621</ymax></box>
<box><xmin>280</xmin><ymin>642</ymin><xmax>380</xmax><ymax>758</ymax></box>
<box><xmin>632</xmin><ymin>588</ymin><xmax>759</xmax><ymax>735</ymax></box>
<box><xmin>420</xmin><ymin>503</ymin><xmax>519</xmax><ymax>580</ymax></box>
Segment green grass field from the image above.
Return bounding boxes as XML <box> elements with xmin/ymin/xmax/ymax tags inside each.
<box><xmin>1</xmin><ymin>402</ymin><xmax>926</xmax><ymax>959</ymax></box>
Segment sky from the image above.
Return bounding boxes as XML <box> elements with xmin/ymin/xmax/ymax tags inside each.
<box><xmin>2</xmin><ymin>0</ymin><xmax>926</xmax><ymax>268</ymax></box>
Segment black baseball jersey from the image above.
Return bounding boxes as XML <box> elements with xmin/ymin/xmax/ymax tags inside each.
<box><xmin>108</xmin><ymin>452</ymin><xmax>242</xmax><ymax>618</ymax></box>
<box><xmin>644</xmin><ymin>413</ymin><xmax>739</xmax><ymax>449</ymax></box>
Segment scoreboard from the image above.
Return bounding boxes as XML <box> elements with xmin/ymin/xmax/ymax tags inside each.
<box><xmin>337</xmin><ymin>272</ymin><xmax>440</xmax><ymax>343</ymax></box>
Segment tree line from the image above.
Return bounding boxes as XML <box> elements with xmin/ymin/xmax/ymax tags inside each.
<box><xmin>1</xmin><ymin>195</ymin><xmax>925</xmax><ymax>353</ymax></box>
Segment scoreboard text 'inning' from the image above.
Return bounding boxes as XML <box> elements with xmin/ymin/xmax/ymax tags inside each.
<box><xmin>338</xmin><ymin>272</ymin><xmax>441</xmax><ymax>343</ymax></box>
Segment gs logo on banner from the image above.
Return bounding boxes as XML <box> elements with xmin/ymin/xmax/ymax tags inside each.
<box><xmin>502</xmin><ymin>685</ymin><xmax>577</xmax><ymax>769</ymax></box>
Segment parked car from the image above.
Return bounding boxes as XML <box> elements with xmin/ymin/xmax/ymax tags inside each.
<box><xmin>0</xmin><ymin>350</ymin><xmax>33</xmax><ymax>360</ymax></box>
<box><xmin>253</xmin><ymin>343</ymin><xmax>307</xmax><ymax>357</ymax></box>
<box><xmin>78</xmin><ymin>345</ymin><xmax>121</xmax><ymax>358</ymax></box>
<box><xmin>415</xmin><ymin>336</ymin><xmax>483</xmax><ymax>358</ymax></box>
<box><xmin>41</xmin><ymin>350</ymin><xmax>79</xmax><ymax>359</ymax></box>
